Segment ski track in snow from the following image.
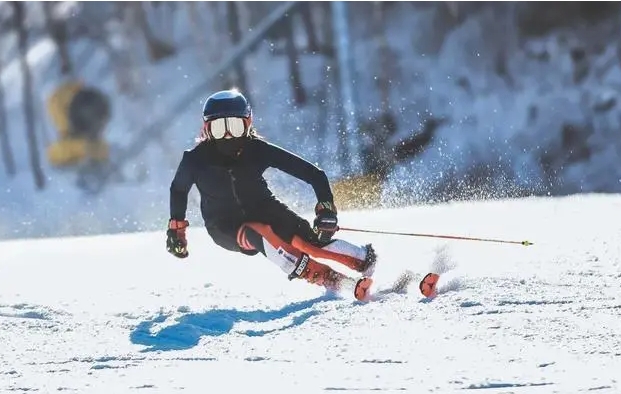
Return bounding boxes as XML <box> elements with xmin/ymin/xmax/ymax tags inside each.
<box><xmin>0</xmin><ymin>195</ymin><xmax>620</xmax><ymax>393</ymax></box>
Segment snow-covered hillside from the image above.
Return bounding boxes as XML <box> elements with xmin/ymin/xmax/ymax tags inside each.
<box><xmin>1</xmin><ymin>195</ymin><xmax>620</xmax><ymax>393</ymax></box>
<box><xmin>2</xmin><ymin>2</ymin><xmax>621</xmax><ymax>241</ymax></box>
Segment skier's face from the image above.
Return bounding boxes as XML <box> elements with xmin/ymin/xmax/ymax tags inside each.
<box><xmin>203</xmin><ymin>116</ymin><xmax>251</xmax><ymax>156</ymax></box>
<box><xmin>214</xmin><ymin>137</ymin><xmax>246</xmax><ymax>156</ymax></box>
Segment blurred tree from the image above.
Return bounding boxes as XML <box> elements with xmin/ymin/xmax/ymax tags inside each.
<box><xmin>359</xmin><ymin>113</ymin><xmax>397</xmax><ymax>178</ymax></box>
<box><xmin>149</xmin><ymin>2</ymin><xmax>176</xmax><ymax>41</ymax></box>
<box><xmin>315</xmin><ymin>38</ymin><xmax>331</xmax><ymax>166</ymax></box>
<box><xmin>515</xmin><ymin>2</ymin><xmax>619</xmax><ymax>39</ymax></box>
<box><xmin>13</xmin><ymin>1</ymin><xmax>45</xmax><ymax>189</ymax></box>
<box><xmin>299</xmin><ymin>2</ymin><xmax>319</xmax><ymax>53</ymax></box>
<box><xmin>42</xmin><ymin>2</ymin><xmax>72</xmax><ymax>75</ymax></box>
<box><xmin>0</xmin><ymin>47</ymin><xmax>16</xmax><ymax>177</ymax></box>
<box><xmin>206</xmin><ymin>2</ymin><xmax>227</xmax><ymax>64</ymax></box>
<box><xmin>186</xmin><ymin>2</ymin><xmax>212</xmax><ymax>70</ymax></box>
<box><xmin>392</xmin><ymin>118</ymin><xmax>443</xmax><ymax>164</ymax></box>
<box><xmin>226</xmin><ymin>2</ymin><xmax>250</xmax><ymax>97</ymax></box>
<box><xmin>283</xmin><ymin>13</ymin><xmax>306</xmax><ymax>105</ymax></box>
<box><xmin>372</xmin><ymin>2</ymin><xmax>391</xmax><ymax>115</ymax></box>
<box><xmin>133</xmin><ymin>2</ymin><xmax>176</xmax><ymax>62</ymax></box>
<box><xmin>331</xmin><ymin>2</ymin><xmax>359</xmax><ymax>175</ymax></box>
<box><xmin>114</xmin><ymin>2</ymin><xmax>146</xmax><ymax>97</ymax></box>
<box><xmin>318</xmin><ymin>2</ymin><xmax>350</xmax><ymax>173</ymax></box>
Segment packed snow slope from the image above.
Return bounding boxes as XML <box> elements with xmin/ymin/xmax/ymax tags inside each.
<box><xmin>0</xmin><ymin>194</ymin><xmax>620</xmax><ymax>393</ymax></box>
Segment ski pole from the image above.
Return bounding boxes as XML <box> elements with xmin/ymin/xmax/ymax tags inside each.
<box><xmin>337</xmin><ymin>226</ymin><xmax>533</xmax><ymax>246</ymax></box>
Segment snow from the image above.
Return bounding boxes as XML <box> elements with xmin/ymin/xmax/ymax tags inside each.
<box><xmin>1</xmin><ymin>12</ymin><xmax>621</xmax><ymax>389</ymax></box>
<box><xmin>1</xmin><ymin>194</ymin><xmax>620</xmax><ymax>393</ymax></box>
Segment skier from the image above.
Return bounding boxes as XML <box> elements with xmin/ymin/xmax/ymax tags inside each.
<box><xmin>165</xmin><ymin>89</ymin><xmax>376</xmax><ymax>301</ymax></box>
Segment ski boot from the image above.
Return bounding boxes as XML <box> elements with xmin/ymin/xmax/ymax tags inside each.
<box><xmin>289</xmin><ymin>254</ymin><xmax>373</xmax><ymax>301</ymax></box>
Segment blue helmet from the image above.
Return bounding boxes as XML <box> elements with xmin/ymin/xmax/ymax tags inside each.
<box><xmin>202</xmin><ymin>90</ymin><xmax>252</xmax><ymax>122</ymax></box>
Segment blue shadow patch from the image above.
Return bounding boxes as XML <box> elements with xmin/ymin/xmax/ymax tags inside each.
<box><xmin>130</xmin><ymin>294</ymin><xmax>336</xmax><ymax>351</ymax></box>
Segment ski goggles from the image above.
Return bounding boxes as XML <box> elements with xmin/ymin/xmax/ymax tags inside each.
<box><xmin>203</xmin><ymin>117</ymin><xmax>251</xmax><ymax>139</ymax></box>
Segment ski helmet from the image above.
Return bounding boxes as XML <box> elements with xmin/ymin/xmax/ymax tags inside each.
<box><xmin>202</xmin><ymin>89</ymin><xmax>252</xmax><ymax>122</ymax></box>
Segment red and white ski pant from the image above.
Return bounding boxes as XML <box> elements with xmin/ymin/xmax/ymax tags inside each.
<box><xmin>237</xmin><ymin>222</ymin><xmax>367</xmax><ymax>278</ymax></box>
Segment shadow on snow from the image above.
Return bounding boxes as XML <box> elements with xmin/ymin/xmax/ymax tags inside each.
<box><xmin>130</xmin><ymin>294</ymin><xmax>337</xmax><ymax>352</ymax></box>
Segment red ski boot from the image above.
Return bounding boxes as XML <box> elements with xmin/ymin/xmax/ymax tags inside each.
<box><xmin>289</xmin><ymin>254</ymin><xmax>372</xmax><ymax>301</ymax></box>
<box><xmin>289</xmin><ymin>254</ymin><xmax>347</xmax><ymax>291</ymax></box>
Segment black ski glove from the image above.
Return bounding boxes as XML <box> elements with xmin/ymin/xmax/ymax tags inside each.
<box><xmin>167</xmin><ymin>219</ymin><xmax>189</xmax><ymax>258</ymax></box>
<box><xmin>313</xmin><ymin>201</ymin><xmax>338</xmax><ymax>244</ymax></box>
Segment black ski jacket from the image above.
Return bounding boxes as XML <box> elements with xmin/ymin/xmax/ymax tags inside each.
<box><xmin>169</xmin><ymin>138</ymin><xmax>334</xmax><ymax>229</ymax></box>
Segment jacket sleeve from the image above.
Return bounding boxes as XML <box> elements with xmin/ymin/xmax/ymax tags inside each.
<box><xmin>169</xmin><ymin>151</ymin><xmax>195</xmax><ymax>220</ymax></box>
<box><xmin>261</xmin><ymin>140</ymin><xmax>334</xmax><ymax>203</ymax></box>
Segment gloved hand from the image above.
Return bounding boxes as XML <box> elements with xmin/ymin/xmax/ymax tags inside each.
<box><xmin>167</xmin><ymin>219</ymin><xmax>189</xmax><ymax>258</ymax></box>
<box><xmin>313</xmin><ymin>201</ymin><xmax>338</xmax><ymax>244</ymax></box>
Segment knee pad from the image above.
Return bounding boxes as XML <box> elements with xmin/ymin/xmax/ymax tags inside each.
<box><xmin>236</xmin><ymin>225</ymin><xmax>263</xmax><ymax>255</ymax></box>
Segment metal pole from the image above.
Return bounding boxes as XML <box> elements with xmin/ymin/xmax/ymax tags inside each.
<box><xmin>338</xmin><ymin>226</ymin><xmax>534</xmax><ymax>246</ymax></box>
